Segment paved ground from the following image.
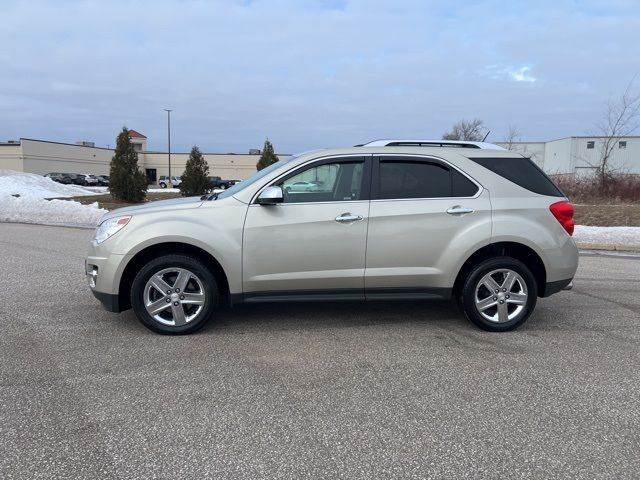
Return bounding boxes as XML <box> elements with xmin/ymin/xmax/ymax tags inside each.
<box><xmin>0</xmin><ymin>223</ymin><xmax>638</xmax><ymax>479</ymax></box>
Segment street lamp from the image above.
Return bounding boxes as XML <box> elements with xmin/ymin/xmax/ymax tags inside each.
<box><xmin>164</xmin><ymin>109</ymin><xmax>172</xmax><ymax>186</ymax></box>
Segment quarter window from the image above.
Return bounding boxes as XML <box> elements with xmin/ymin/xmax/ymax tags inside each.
<box><xmin>377</xmin><ymin>160</ymin><xmax>478</xmax><ymax>199</ymax></box>
<box><xmin>586</xmin><ymin>141</ymin><xmax>595</xmax><ymax>149</ymax></box>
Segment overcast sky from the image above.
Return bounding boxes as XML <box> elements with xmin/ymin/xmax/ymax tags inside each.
<box><xmin>1</xmin><ymin>0</ymin><xmax>639</xmax><ymax>153</ymax></box>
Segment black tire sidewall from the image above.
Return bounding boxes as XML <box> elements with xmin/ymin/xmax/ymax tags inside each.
<box><xmin>460</xmin><ymin>257</ymin><xmax>538</xmax><ymax>332</ymax></box>
<box><xmin>131</xmin><ymin>254</ymin><xmax>218</xmax><ymax>335</ymax></box>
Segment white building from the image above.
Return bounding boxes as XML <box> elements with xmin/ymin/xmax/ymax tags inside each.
<box><xmin>496</xmin><ymin>136</ymin><xmax>640</xmax><ymax>175</ymax></box>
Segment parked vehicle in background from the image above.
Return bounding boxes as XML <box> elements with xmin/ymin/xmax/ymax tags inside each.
<box><xmin>158</xmin><ymin>176</ymin><xmax>181</xmax><ymax>188</ymax></box>
<box><xmin>81</xmin><ymin>174</ymin><xmax>100</xmax><ymax>186</ymax></box>
<box><xmin>45</xmin><ymin>173</ymin><xmax>73</xmax><ymax>184</ymax></box>
<box><xmin>97</xmin><ymin>175</ymin><xmax>110</xmax><ymax>186</ymax></box>
<box><xmin>208</xmin><ymin>176</ymin><xmax>232</xmax><ymax>189</ymax></box>
<box><xmin>283</xmin><ymin>180</ymin><xmax>319</xmax><ymax>193</ymax></box>
<box><xmin>86</xmin><ymin>140</ymin><xmax>578</xmax><ymax>335</ymax></box>
<box><xmin>223</xmin><ymin>179</ymin><xmax>241</xmax><ymax>187</ymax></box>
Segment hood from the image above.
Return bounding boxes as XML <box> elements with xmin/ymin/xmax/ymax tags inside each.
<box><xmin>101</xmin><ymin>196</ymin><xmax>203</xmax><ymax>221</ymax></box>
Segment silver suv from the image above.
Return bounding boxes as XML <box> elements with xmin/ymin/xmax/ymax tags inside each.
<box><xmin>86</xmin><ymin>143</ymin><xmax>578</xmax><ymax>334</ymax></box>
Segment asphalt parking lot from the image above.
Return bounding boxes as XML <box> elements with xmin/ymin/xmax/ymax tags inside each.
<box><xmin>1</xmin><ymin>223</ymin><xmax>638</xmax><ymax>479</ymax></box>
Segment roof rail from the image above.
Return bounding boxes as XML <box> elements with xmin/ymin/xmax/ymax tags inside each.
<box><xmin>356</xmin><ymin>139</ymin><xmax>506</xmax><ymax>150</ymax></box>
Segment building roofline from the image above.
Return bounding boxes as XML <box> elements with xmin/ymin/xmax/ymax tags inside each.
<box><xmin>20</xmin><ymin>137</ymin><xmax>114</xmax><ymax>151</ymax></box>
<box><xmin>502</xmin><ymin>136</ymin><xmax>640</xmax><ymax>143</ymax></box>
<box><xmin>18</xmin><ymin>137</ymin><xmax>290</xmax><ymax>156</ymax></box>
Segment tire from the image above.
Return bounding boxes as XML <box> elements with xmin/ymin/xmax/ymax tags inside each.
<box><xmin>159</xmin><ymin>182</ymin><xmax>167</xmax><ymax>188</ymax></box>
<box><xmin>130</xmin><ymin>254</ymin><xmax>218</xmax><ymax>335</ymax></box>
<box><xmin>459</xmin><ymin>256</ymin><xmax>537</xmax><ymax>332</ymax></box>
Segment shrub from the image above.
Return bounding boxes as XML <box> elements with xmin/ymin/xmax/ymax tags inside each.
<box><xmin>551</xmin><ymin>173</ymin><xmax>640</xmax><ymax>203</ymax></box>
<box><xmin>180</xmin><ymin>146</ymin><xmax>210</xmax><ymax>196</ymax></box>
<box><xmin>109</xmin><ymin>127</ymin><xmax>147</xmax><ymax>202</ymax></box>
<box><xmin>256</xmin><ymin>139</ymin><xmax>278</xmax><ymax>171</ymax></box>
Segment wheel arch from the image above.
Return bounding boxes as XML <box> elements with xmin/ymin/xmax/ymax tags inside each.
<box><xmin>453</xmin><ymin>242</ymin><xmax>547</xmax><ymax>298</ymax></box>
<box><xmin>118</xmin><ymin>242</ymin><xmax>231</xmax><ymax>311</ymax></box>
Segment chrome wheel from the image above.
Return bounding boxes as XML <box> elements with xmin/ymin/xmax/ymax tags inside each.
<box><xmin>143</xmin><ymin>267</ymin><xmax>206</xmax><ymax>326</ymax></box>
<box><xmin>474</xmin><ymin>269</ymin><xmax>528</xmax><ymax>323</ymax></box>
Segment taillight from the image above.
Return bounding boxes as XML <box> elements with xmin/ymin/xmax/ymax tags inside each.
<box><xmin>549</xmin><ymin>201</ymin><xmax>574</xmax><ymax>236</ymax></box>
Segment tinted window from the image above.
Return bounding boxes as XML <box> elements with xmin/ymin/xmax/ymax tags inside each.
<box><xmin>378</xmin><ymin>160</ymin><xmax>479</xmax><ymax>199</ymax></box>
<box><xmin>452</xmin><ymin>169</ymin><xmax>479</xmax><ymax>196</ymax></box>
<box><xmin>277</xmin><ymin>161</ymin><xmax>364</xmax><ymax>203</ymax></box>
<box><xmin>469</xmin><ymin>157</ymin><xmax>564</xmax><ymax>197</ymax></box>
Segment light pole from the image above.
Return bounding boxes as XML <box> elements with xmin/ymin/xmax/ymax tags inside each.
<box><xmin>164</xmin><ymin>109</ymin><xmax>172</xmax><ymax>186</ymax></box>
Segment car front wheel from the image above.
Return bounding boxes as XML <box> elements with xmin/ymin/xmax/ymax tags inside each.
<box><xmin>131</xmin><ymin>255</ymin><xmax>218</xmax><ymax>334</ymax></box>
<box><xmin>459</xmin><ymin>257</ymin><xmax>537</xmax><ymax>332</ymax></box>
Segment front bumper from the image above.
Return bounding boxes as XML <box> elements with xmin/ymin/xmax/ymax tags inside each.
<box><xmin>92</xmin><ymin>290</ymin><xmax>122</xmax><ymax>313</ymax></box>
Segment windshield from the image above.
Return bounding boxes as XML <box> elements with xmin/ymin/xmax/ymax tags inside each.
<box><xmin>216</xmin><ymin>156</ymin><xmax>296</xmax><ymax>200</ymax></box>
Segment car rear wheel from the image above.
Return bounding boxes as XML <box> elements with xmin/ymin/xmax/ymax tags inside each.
<box><xmin>459</xmin><ymin>257</ymin><xmax>537</xmax><ymax>332</ymax></box>
<box><xmin>131</xmin><ymin>255</ymin><xmax>218</xmax><ymax>334</ymax></box>
<box><xmin>159</xmin><ymin>182</ymin><xmax>167</xmax><ymax>188</ymax></box>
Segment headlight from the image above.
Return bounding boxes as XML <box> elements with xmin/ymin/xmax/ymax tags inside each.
<box><xmin>94</xmin><ymin>216</ymin><xmax>131</xmax><ymax>244</ymax></box>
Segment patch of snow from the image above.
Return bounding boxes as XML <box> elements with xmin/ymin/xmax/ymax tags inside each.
<box><xmin>0</xmin><ymin>196</ymin><xmax>106</xmax><ymax>228</ymax></box>
<box><xmin>0</xmin><ymin>170</ymin><xmax>107</xmax><ymax>227</ymax></box>
<box><xmin>83</xmin><ymin>186</ymin><xmax>110</xmax><ymax>194</ymax></box>
<box><xmin>148</xmin><ymin>187</ymin><xmax>181</xmax><ymax>193</ymax></box>
<box><xmin>574</xmin><ymin>225</ymin><xmax>640</xmax><ymax>246</ymax></box>
<box><xmin>0</xmin><ymin>170</ymin><xmax>99</xmax><ymax>198</ymax></box>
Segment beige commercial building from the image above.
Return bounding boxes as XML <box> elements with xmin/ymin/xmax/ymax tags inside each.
<box><xmin>0</xmin><ymin>130</ymin><xmax>285</xmax><ymax>184</ymax></box>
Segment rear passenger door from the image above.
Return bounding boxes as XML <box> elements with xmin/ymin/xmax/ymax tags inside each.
<box><xmin>365</xmin><ymin>155</ymin><xmax>492</xmax><ymax>297</ymax></box>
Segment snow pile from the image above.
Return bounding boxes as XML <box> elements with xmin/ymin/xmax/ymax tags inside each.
<box><xmin>574</xmin><ymin>225</ymin><xmax>640</xmax><ymax>247</ymax></box>
<box><xmin>0</xmin><ymin>170</ymin><xmax>98</xmax><ymax>198</ymax></box>
<box><xmin>0</xmin><ymin>170</ymin><xmax>106</xmax><ymax>227</ymax></box>
<box><xmin>0</xmin><ymin>196</ymin><xmax>106</xmax><ymax>228</ymax></box>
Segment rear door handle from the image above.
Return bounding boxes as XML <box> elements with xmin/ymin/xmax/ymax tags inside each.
<box><xmin>335</xmin><ymin>213</ymin><xmax>363</xmax><ymax>223</ymax></box>
<box><xmin>446</xmin><ymin>206</ymin><xmax>474</xmax><ymax>215</ymax></box>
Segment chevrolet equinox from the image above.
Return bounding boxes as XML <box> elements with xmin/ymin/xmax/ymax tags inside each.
<box><xmin>86</xmin><ymin>141</ymin><xmax>578</xmax><ymax>334</ymax></box>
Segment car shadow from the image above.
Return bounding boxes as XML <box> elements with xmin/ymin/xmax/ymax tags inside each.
<box><xmin>202</xmin><ymin>299</ymin><xmax>467</xmax><ymax>333</ymax></box>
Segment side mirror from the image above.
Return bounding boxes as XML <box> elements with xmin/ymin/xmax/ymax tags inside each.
<box><xmin>257</xmin><ymin>185</ymin><xmax>283</xmax><ymax>205</ymax></box>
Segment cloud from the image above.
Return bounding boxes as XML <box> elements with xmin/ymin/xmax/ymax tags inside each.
<box><xmin>0</xmin><ymin>0</ymin><xmax>639</xmax><ymax>151</ymax></box>
<box><xmin>509</xmin><ymin>66</ymin><xmax>536</xmax><ymax>83</ymax></box>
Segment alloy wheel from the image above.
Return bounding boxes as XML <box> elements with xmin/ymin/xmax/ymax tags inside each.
<box><xmin>143</xmin><ymin>267</ymin><xmax>206</xmax><ymax>326</ymax></box>
<box><xmin>474</xmin><ymin>269</ymin><xmax>528</xmax><ymax>323</ymax></box>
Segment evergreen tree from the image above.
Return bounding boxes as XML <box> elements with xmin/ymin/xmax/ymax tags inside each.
<box><xmin>109</xmin><ymin>127</ymin><xmax>147</xmax><ymax>202</ymax></box>
<box><xmin>256</xmin><ymin>139</ymin><xmax>279</xmax><ymax>171</ymax></box>
<box><xmin>180</xmin><ymin>145</ymin><xmax>210</xmax><ymax>196</ymax></box>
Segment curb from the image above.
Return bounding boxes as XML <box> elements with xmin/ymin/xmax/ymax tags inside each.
<box><xmin>576</xmin><ymin>242</ymin><xmax>640</xmax><ymax>252</ymax></box>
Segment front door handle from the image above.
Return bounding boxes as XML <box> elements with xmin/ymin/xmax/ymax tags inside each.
<box><xmin>335</xmin><ymin>213</ymin><xmax>363</xmax><ymax>223</ymax></box>
<box><xmin>446</xmin><ymin>206</ymin><xmax>474</xmax><ymax>215</ymax></box>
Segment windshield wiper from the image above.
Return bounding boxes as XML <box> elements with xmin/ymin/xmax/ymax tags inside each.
<box><xmin>200</xmin><ymin>192</ymin><xmax>218</xmax><ymax>201</ymax></box>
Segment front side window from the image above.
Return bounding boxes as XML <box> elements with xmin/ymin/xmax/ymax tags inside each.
<box><xmin>377</xmin><ymin>159</ymin><xmax>478</xmax><ymax>199</ymax></box>
<box><xmin>277</xmin><ymin>160</ymin><xmax>365</xmax><ymax>203</ymax></box>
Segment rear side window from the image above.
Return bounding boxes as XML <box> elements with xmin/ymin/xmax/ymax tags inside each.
<box><xmin>377</xmin><ymin>160</ymin><xmax>479</xmax><ymax>199</ymax></box>
<box><xmin>468</xmin><ymin>157</ymin><xmax>564</xmax><ymax>197</ymax></box>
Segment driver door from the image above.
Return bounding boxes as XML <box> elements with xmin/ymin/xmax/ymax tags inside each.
<box><xmin>242</xmin><ymin>156</ymin><xmax>371</xmax><ymax>300</ymax></box>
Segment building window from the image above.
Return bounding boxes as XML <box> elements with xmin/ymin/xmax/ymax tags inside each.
<box><xmin>586</xmin><ymin>141</ymin><xmax>595</xmax><ymax>149</ymax></box>
<box><xmin>619</xmin><ymin>141</ymin><xmax>627</xmax><ymax>149</ymax></box>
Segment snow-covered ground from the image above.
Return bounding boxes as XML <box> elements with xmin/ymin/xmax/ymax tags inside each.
<box><xmin>0</xmin><ymin>170</ymin><xmax>106</xmax><ymax>198</ymax></box>
<box><xmin>574</xmin><ymin>225</ymin><xmax>640</xmax><ymax>247</ymax></box>
<box><xmin>0</xmin><ymin>170</ymin><xmax>106</xmax><ymax>227</ymax></box>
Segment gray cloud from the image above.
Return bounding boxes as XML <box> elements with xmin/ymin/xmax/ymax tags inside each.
<box><xmin>1</xmin><ymin>0</ymin><xmax>639</xmax><ymax>152</ymax></box>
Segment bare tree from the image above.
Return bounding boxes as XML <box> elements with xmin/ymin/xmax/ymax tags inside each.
<box><xmin>503</xmin><ymin>124</ymin><xmax>521</xmax><ymax>150</ymax></box>
<box><xmin>442</xmin><ymin>118</ymin><xmax>485</xmax><ymax>141</ymax></box>
<box><xmin>593</xmin><ymin>77</ymin><xmax>640</xmax><ymax>188</ymax></box>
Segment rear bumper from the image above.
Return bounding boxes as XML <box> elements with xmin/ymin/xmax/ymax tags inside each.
<box><xmin>542</xmin><ymin>278</ymin><xmax>573</xmax><ymax>297</ymax></box>
<box><xmin>92</xmin><ymin>290</ymin><xmax>122</xmax><ymax>313</ymax></box>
